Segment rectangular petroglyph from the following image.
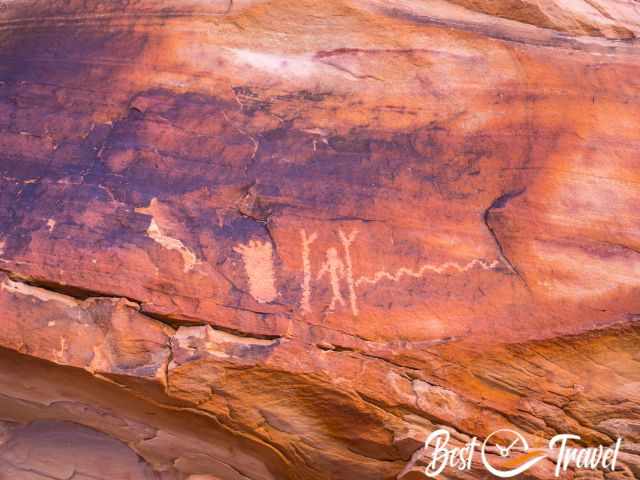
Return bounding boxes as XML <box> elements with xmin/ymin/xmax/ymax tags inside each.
<box><xmin>233</xmin><ymin>240</ymin><xmax>278</xmax><ymax>304</ymax></box>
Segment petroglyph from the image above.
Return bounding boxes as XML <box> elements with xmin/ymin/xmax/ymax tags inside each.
<box><xmin>300</xmin><ymin>230</ymin><xmax>318</xmax><ymax>314</ymax></box>
<box><xmin>297</xmin><ymin>228</ymin><xmax>501</xmax><ymax>316</ymax></box>
<box><xmin>316</xmin><ymin>230</ymin><xmax>359</xmax><ymax>315</ymax></box>
<box><xmin>317</xmin><ymin>247</ymin><xmax>347</xmax><ymax>312</ymax></box>
<box><xmin>355</xmin><ymin>259</ymin><xmax>501</xmax><ymax>287</ymax></box>
<box><xmin>339</xmin><ymin>230</ymin><xmax>359</xmax><ymax>316</ymax></box>
<box><xmin>234</xmin><ymin>240</ymin><xmax>278</xmax><ymax>304</ymax></box>
<box><xmin>54</xmin><ymin>337</ymin><xmax>68</xmax><ymax>363</ymax></box>
<box><xmin>145</xmin><ymin>219</ymin><xmax>198</xmax><ymax>273</ymax></box>
<box><xmin>136</xmin><ymin>199</ymin><xmax>198</xmax><ymax>273</ymax></box>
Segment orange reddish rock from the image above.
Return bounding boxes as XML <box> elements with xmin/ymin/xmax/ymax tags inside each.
<box><xmin>0</xmin><ymin>0</ymin><xmax>639</xmax><ymax>479</ymax></box>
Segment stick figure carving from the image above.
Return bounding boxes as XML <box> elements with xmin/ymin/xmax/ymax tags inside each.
<box><xmin>300</xmin><ymin>229</ymin><xmax>318</xmax><ymax>314</ymax></box>
<box><xmin>317</xmin><ymin>247</ymin><xmax>347</xmax><ymax>312</ymax></box>
<box><xmin>314</xmin><ymin>229</ymin><xmax>359</xmax><ymax>315</ymax></box>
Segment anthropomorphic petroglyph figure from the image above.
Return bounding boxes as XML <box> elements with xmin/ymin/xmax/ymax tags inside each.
<box><xmin>338</xmin><ymin>229</ymin><xmax>359</xmax><ymax>316</ymax></box>
<box><xmin>300</xmin><ymin>229</ymin><xmax>318</xmax><ymax>314</ymax></box>
<box><xmin>233</xmin><ymin>239</ymin><xmax>278</xmax><ymax>303</ymax></box>
<box><xmin>317</xmin><ymin>247</ymin><xmax>346</xmax><ymax>311</ymax></box>
<box><xmin>305</xmin><ymin>229</ymin><xmax>359</xmax><ymax>315</ymax></box>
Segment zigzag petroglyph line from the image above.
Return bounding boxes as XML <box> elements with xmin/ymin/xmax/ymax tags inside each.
<box><xmin>354</xmin><ymin>259</ymin><xmax>502</xmax><ymax>287</ymax></box>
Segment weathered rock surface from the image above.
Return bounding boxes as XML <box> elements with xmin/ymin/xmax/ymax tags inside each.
<box><xmin>0</xmin><ymin>0</ymin><xmax>639</xmax><ymax>478</ymax></box>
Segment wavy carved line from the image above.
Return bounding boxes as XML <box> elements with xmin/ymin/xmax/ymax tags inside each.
<box><xmin>355</xmin><ymin>259</ymin><xmax>502</xmax><ymax>287</ymax></box>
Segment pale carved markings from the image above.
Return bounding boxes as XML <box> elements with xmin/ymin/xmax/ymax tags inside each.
<box><xmin>54</xmin><ymin>337</ymin><xmax>68</xmax><ymax>364</ymax></box>
<box><xmin>300</xmin><ymin>230</ymin><xmax>318</xmax><ymax>314</ymax></box>
<box><xmin>146</xmin><ymin>219</ymin><xmax>198</xmax><ymax>273</ymax></box>
<box><xmin>355</xmin><ymin>259</ymin><xmax>502</xmax><ymax>287</ymax></box>
<box><xmin>314</xmin><ymin>229</ymin><xmax>359</xmax><ymax>315</ymax></box>
<box><xmin>136</xmin><ymin>199</ymin><xmax>198</xmax><ymax>273</ymax></box>
<box><xmin>233</xmin><ymin>240</ymin><xmax>278</xmax><ymax>304</ymax></box>
<box><xmin>318</xmin><ymin>248</ymin><xmax>347</xmax><ymax>311</ymax></box>
<box><xmin>339</xmin><ymin>230</ymin><xmax>359</xmax><ymax>316</ymax></box>
<box><xmin>235</xmin><ymin>229</ymin><xmax>503</xmax><ymax>314</ymax></box>
<box><xmin>301</xmin><ymin>229</ymin><xmax>501</xmax><ymax>316</ymax></box>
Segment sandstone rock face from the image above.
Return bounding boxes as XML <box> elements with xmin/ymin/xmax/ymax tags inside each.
<box><xmin>0</xmin><ymin>0</ymin><xmax>639</xmax><ymax>478</ymax></box>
